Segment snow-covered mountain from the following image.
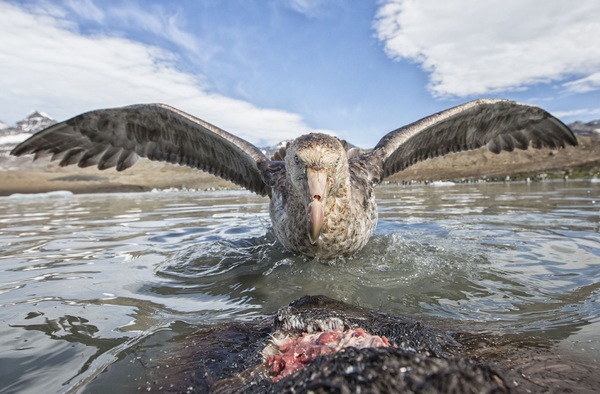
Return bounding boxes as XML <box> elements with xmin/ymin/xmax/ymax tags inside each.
<box><xmin>568</xmin><ymin>120</ymin><xmax>600</xmax><ymax>137</ymax></box>
<box><xmin>15</xmin><ymin>111</ymin><xmax>55</xmax><ymax>133</ymax></box>
<box><xmin>0</xmin><ymin>111</ymin><xmax>56</xmax><ymax>160</ymax></box>
<box><xmin>0</xmin><ymin>111</ymin><xmax>56</xmax><ymax>145</ymax></box>
<box><xmin>261</xmin><ymin>139</ymin><xmax>292</xmax><ymax>159</ymax></box>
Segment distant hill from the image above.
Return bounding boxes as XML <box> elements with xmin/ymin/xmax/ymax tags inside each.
<box><xmin>568</xmin><ymin>120</ymin><xmax>600</xmax><ymax>137</ymax></box>
<box><xmin>0</xmin><ymin>110</ymin><xmax>598</xmax><ymax>195</ymax></box>
<box><xmin>0</xmin><ymin>111</ymin><xmax>56</xmax><ymax>135</ymax></box>
<box><xmin>0</xmin><ymin>111</ymin><xmax>56</xmax><ymax>156</ymax></box>
<box><xmin>1</xmin><ymin>110</ymin><xmax>598</xmax><ymax>151</ymax></box>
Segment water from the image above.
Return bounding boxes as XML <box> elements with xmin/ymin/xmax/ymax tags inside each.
<box><xmin>0</xmin><ymin>181</ymin><xmax>599</xmax><ymax>392</ymax></box>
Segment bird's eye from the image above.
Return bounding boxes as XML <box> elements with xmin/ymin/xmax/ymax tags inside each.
<box><xmin>335</xmin><ymin>158</ymin><xmax>340</xmax><ymax>166</ymax></box>
<box><xmin>294</xmin><ymin>155</ymin><xmax>300</xmax><ymax>164</ymax></box>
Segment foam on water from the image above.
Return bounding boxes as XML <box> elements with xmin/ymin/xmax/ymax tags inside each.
<box><xmin>5</xmin><ymin>190</ymin><xmax>74</xmax><ymax>199</ymax></box>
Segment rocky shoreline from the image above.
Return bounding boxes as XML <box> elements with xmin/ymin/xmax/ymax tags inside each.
<box><xmin>0</xmin><ymin>135</ymin><xmax>598</xmax><ymax>196</ymax></box>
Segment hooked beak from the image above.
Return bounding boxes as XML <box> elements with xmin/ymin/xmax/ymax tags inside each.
<box><xmin>306</xmin><ymin>167</ymin><xmax>329</xmax><ymax>245</ymax></box>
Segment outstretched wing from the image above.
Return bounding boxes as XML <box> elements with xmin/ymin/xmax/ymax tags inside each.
<box><xmin>11</xmin><ymin>103</ymin><xmax>270</xmax><ymax>196</ymax></box>
<box><xmin>369</xmin><ymin>99</ymin><xmax>577</xmax><ymax>181</ymax></box>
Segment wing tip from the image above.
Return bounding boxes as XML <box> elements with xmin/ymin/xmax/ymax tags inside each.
<box><xmin>10</xmin><ymin>140</ymin><xmax>36</xmax><ymax>157</ymax></box>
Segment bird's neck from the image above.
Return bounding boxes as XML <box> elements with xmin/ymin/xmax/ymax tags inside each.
<box><xmin>329</xmin><ymin>175</ymin><xmax>351</xmax><ymax>205</ymax></box>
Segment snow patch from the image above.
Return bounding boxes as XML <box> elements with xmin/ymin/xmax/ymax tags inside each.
<box><xmin>429</xmin><ymin>181</ymin><xmax>456</xmax><ymax>187</ymax></box>
<box><xmin>0</xmin><ymin>133</ymin><xmax>31</xmax><ymax>146</ymax></box>
<box><xmin>5</xmin><ymin>191</ymin><xmax>74</xmax><ymax>199</ymax></box>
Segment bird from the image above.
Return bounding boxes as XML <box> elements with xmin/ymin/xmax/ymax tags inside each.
<box><xmin>11</xmin><ymin>99</ymin><xmax>577</xmax><ymax>259</ymax></box>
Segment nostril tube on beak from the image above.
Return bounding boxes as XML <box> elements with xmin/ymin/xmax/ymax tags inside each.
<box><xmin>313</xmin><ymin>194</ymin><xmax>321</xmax><ymax>201</ymax></box>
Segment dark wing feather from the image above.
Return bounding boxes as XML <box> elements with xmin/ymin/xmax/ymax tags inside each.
<box><xmin>11</xmin><ymin>103</ymin><xmax>270</xmax><ymax>196</ymax></box>
<box><xmin>368</xmin><ymin>99</ymin><xmax>577</xmax><ymax>181</ymax></box>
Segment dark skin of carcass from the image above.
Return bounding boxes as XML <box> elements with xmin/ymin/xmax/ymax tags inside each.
<box><xmin>84</xmin><ymin>295</ymin><xmax>600</xmax><ymax>393</ymax></box>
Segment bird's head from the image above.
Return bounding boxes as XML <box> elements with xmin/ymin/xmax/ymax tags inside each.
<box><xmin>285</xmin><ymin>133</ymin><xmax>349</xmax><ymax>245</ymax></box>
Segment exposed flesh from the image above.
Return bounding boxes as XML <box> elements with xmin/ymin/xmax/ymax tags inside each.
<box><xmin>264</xmin><ymin>327</ymin><xmax>393</xmax><ymax>382</ymax></box>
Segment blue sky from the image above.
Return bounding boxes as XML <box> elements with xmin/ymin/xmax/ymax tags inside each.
<box><xmin>1</xmin><ymin>0</ymin><xmax>599</xmax><ymax>147</ymax></box>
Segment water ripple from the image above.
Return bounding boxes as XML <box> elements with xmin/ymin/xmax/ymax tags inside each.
<box><xmin>0</xmin><ymin>182</ymin><xmax>599</xmax><ymax>392</ymax></box>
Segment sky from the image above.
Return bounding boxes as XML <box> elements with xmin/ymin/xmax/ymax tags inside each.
<box><xmin>1</xmin><ymin>0</ymin><xmax>599</xmax><ymax>147</ymax></box>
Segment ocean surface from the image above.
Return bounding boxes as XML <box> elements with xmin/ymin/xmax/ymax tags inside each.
<box><xmin>0</xmin><ymin>180</ymin><xmax>599</xmax><ymax>392</ymax></box>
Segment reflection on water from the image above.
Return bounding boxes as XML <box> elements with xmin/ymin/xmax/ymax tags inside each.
<box><xmin>0</xmin><ymin>182</ymin><xmax>599</xmax><ymax>392</ymax></box>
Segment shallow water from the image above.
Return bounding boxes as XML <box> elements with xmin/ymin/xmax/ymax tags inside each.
<box><xmin>0</xmin><ymin>181</ymin><xmax>599</xmax><ymax>392</ymax></box>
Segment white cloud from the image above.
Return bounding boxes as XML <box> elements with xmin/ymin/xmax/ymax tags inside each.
<box><xmin>0</xmin><ymin>2</ymin><xmax>317</xmax><ymax>145</ymax></box>
<box><xmin>374</xmin><ymin>0</ymin><xmax>600</xmax><ymax>98</ymax></box>
<box><xmin>553</xmin><ymin>107</ymin><xmax>600</xmax><ymax>119</ymax></box>
<box><xmin>62</xmin><ymin>1</ymin><xmax>199</xmax><ymax>55</ymax></box>
<box><xmin>282</xmin><ymin>0</ymin><xmax>341</xmax><ymax>18</ymax></box>
<box><xmin>284</xmin><ymin>0</ymin><xmax>324</xmax><ymax>15</ymax></box>
<box><xmin>562</xmin><ymin>72</ymin><xmax>600</xmax><ymax>94</ymax></box>
<box><xmin>64</xmin><ymin>0</ymin><xmax>104</xmax><ymax>23</ymax></box>
<box><xmin>106</xmin><ymin>4</ymin><xmax>201</xmax><ymax>56</ymax></box>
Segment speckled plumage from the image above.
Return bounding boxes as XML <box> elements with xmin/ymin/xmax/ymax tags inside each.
<box><xmin>263</xmin><ymin>134</ymin><xmax>378</xmax><ymax>258</ymax></box>
<box><xmin>12</xmin><ymin>99</ymin><xmax>578</xmax><ymax>259</ymax></box>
